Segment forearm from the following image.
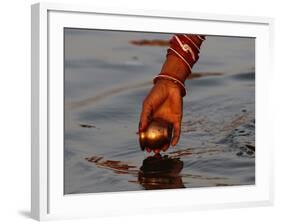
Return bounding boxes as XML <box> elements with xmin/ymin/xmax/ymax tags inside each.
<box><xmin>160</xmin><ymin>54</ymin><xmax>190</xmax><ymax>84</ymax></box>
<box><xmin>159</xmin><ymin>34</ymin><xmax>205</xmax><ymax>83</ymax></box>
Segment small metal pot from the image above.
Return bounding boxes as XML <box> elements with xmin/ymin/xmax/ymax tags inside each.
<box><xmin>139</xmin><ymin>118</ymin><xmax>173</xmax><ymax>151</ymax></box>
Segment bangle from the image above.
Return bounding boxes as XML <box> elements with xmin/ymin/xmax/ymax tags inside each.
<box><xmin>153</xmin><ymin>74</ymin><xmax>187</xmax><ymax>97</ymax></box>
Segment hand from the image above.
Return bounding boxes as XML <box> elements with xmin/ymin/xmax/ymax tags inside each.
<box><xmin>139</xmin><ymin>79</ymin><xmax>183</xmax><ymax>152</ymax></box>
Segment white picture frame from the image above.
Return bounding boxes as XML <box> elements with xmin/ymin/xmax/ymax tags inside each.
<box><xmin>31</xmin><ymin>2</ymin><xmax>274</xmax><ymax>221</ymax></box>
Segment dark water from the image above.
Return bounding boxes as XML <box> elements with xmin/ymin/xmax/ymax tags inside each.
<box><xmin>64</xmin><ymin>29</ymin><xmax>255</xmax><ymax>194</ymax></box>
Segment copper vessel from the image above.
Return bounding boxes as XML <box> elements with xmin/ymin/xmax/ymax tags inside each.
<box><xmin>139</xmin><ymin>119</ymin><xmax>173</xmax><ymax>151</ymax></box>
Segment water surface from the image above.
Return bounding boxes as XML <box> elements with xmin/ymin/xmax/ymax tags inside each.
<box><xmin>64</xmin><ymin>29</ymin><xmax>255</xmax><ymax>194</ymax></box>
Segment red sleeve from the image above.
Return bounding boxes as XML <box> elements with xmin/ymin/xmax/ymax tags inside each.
<box><xmin>167</xmin><ymin>34</ymin><xmax>205</xmax><ymax>73</ymax></box>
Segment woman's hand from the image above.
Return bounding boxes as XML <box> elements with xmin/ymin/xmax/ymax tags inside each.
<box><xmin>138</xmin><ymin>34</ymin><xmax>205</xmax><ymax>153</ymax></box>
<box><xmin>139</xmin><ymin>78</ymin><xmax>183</xmax><ymax>152</ymax></box>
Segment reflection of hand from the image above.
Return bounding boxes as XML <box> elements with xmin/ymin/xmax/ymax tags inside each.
<box><xmin>139</xmin><ymin>78</ymin><xmax>183</xmax><ymax>152</ymax></box>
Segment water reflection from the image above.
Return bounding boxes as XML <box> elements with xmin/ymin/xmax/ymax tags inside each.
<box><xmin>138</xmin><ymin>155</ymin><xmax>184</xmax><ymax>190</ymax></box>
<box><xmin>85</xmin><ymin>154</ymin><xmax>185</xmax><ymax>190</ymax></box>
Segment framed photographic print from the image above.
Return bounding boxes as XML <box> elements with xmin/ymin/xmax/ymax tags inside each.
<box><xmin>31</xmin><ymin>2</ymin><xmax>274</xmax><ymax>221</ymax></box>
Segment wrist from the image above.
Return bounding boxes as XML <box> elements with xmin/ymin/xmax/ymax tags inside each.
<box><xmin>153</xmin><ymin>75</ymin><xmax>186</xmax><ymax>97</ymax></box>
<box><xmin>160</xmin><ymin>54</ymin><xmax>190</xmax><ymax>83</ymax></box>
<box><xmin>155</xmin><ymin>79</ymin><xmax>182</xmax><ymax>94</ymax></box>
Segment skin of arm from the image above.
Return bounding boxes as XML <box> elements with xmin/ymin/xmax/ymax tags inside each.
<box><xmin>139</xmin><ymin>54</ymin><xmax>189</xmax><ymax>152</ymax></box>
<box><xmin>139</xmin><ymin>34</ymin><xmax>205</xmax><ymax>153</ymax></box>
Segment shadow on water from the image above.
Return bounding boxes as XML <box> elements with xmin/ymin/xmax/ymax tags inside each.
<box><xmin>138</xmin><ymin>155</ymin><xmax>185</xmax><ymax>190</ymax></box>
<box><xmin>85</xmin><ymin>154</ymin><xmax>185</xmax><ymax>190</ymax></box>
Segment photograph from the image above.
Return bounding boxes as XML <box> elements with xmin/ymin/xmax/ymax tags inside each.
<box><xmin>64</xmin><ymin>28</ymin><xmax>255</xmax><ymax>194</ymax></box>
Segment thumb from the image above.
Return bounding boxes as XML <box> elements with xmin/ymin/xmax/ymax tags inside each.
<box><xmin>139</xmin><ymin>102</ymin><xmax>152</xmax><ymax>132</ymax></box>
<box><xmin>171</xmin><ymin>121</ymin><xmax>181</xmax><ymax>146</ymax></box>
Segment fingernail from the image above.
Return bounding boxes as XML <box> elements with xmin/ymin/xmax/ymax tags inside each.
<box><xmin>153</xmin><ymin>149</ymin><xmax>160</xmax><ymax>154</ymax></box>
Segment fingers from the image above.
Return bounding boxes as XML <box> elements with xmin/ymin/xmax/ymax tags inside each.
<box><xmin>161</xmin><ymin>144</ymin><xmax>170</xmax><ymax>152</ymax></box>
<box><xmin>171</xmin><ymin>121</ymin><xmax>181</xmax><ymax>146</ymax></box>
<box><xmin>139</xmin><ymin>87</ymin><xmax>166</xmax><ymax>132</ymax></box>
<box><xmin>170</xmin><ymin>93</ymin><xmax>182</xmax><ymax>147</ymax></box>
<box><xmin>139</xmin><ymin>82</ymin><xmax>183</xmax><ymax>152</ymax></box>
<box><xmin>139</xmin><ymin>102</ymin><xmax>152</xmax><ymax>132</ymax></box>
<box><xmin>153</xmin><ymin>149</ymin><xmax>160</xmax><ymax>154</ymax></box>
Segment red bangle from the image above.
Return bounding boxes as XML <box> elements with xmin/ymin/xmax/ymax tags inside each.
<box><xmin>153</xmin><ymin>73</ymin><xmax>187</xmax><ymax>97</ymax></box>
<box><xmin>167</xmin><ymin>34</ymin><xmax>205</xmax><ymax>73</ymax></box>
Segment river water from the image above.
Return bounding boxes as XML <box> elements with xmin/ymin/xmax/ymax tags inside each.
<box><xmin>64</xmin><ymin>28</ymin><xmax>255</xmax><ymax>194</ymax></box>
